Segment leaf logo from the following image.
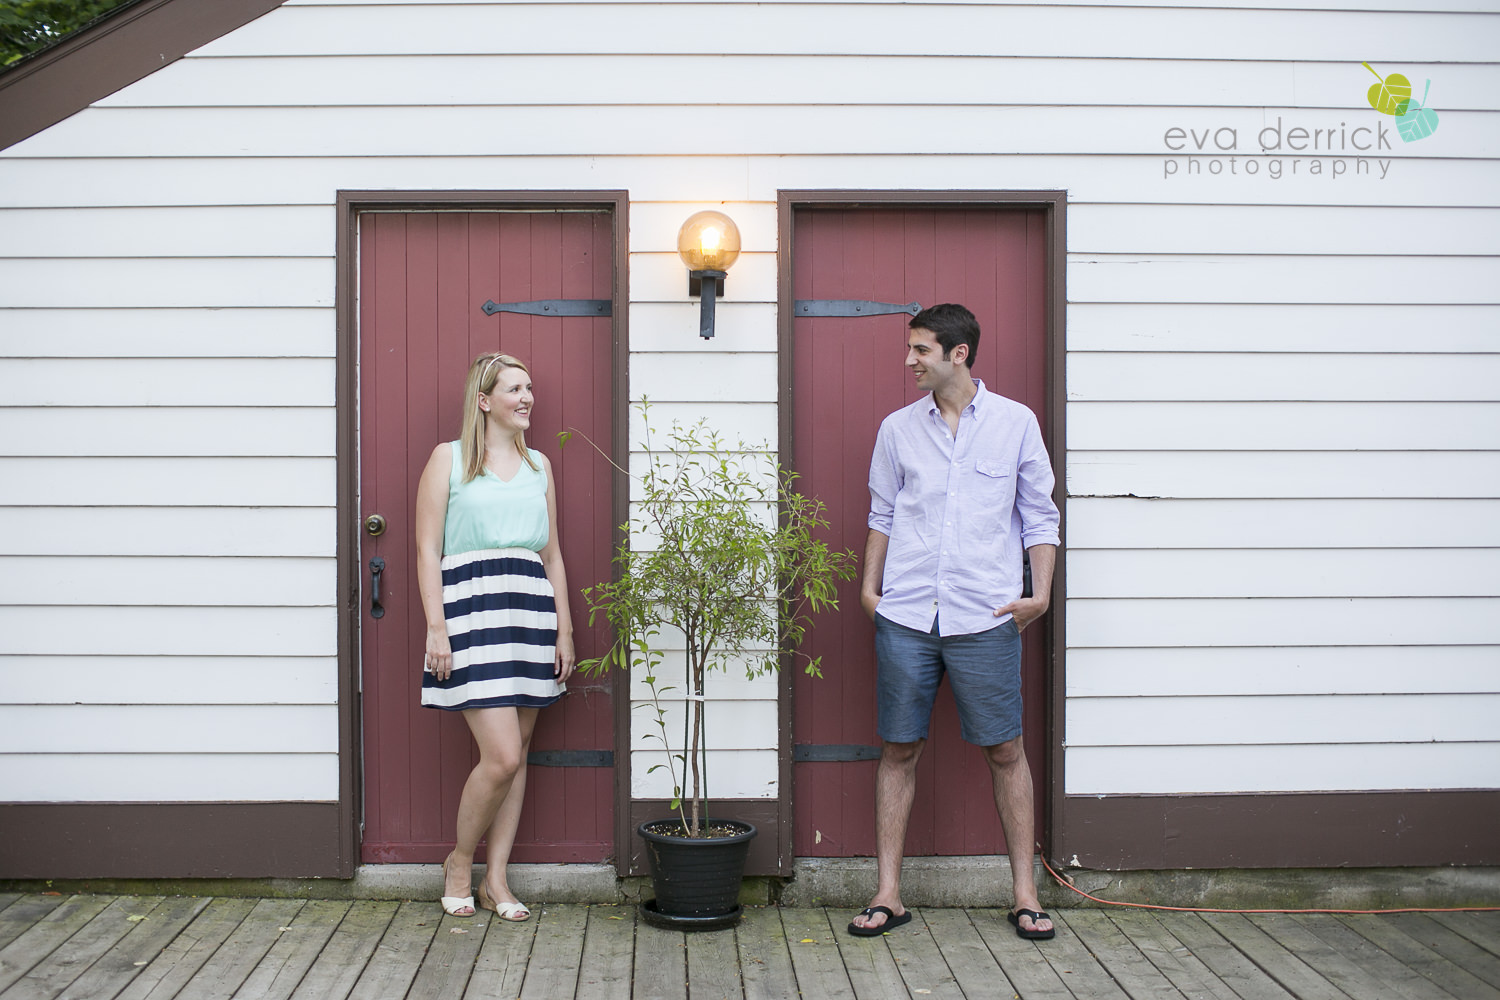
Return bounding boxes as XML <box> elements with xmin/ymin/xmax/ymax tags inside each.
<box><xmin>1397</xmin><ymin>80</ymin><xmax>1440</xmax><ymax>142</ymax></box>
<box><xmin>1362</xmin><ymin>62</ymin><xmax>1412</xmax><ymax>116</ymax></box>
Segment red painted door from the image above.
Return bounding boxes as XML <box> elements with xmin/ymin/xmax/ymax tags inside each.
<box><xmin>791</xmin><ymin>206</ymin><xmax>1050</xmax><ymax>858</ymax></box>
<box><xmin>358</xmin><ymin>210</ymin><xmax>616</xmax><ymax>863</ymax></box>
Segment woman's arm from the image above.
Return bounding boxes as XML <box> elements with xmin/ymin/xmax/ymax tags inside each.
<box><xmin>537</xmin><ymin>453</ymin><xmax>576</xmax><ymax>683</ymax></box>
<box><xmin>415</xmin><ymin>442</ymin><xmax>454</xmax><ymax>679</ymax></box>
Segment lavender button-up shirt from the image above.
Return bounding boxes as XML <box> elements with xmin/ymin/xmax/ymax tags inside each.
<box><xmin>868</xmin><ymin>380</ymin><xmax>1060</xmax><ymax>637</ymax></box>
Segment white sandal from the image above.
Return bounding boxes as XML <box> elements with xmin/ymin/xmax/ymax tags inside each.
<box><xmin>478</xmin><ymin>884</ymin><xmax>530</xmax><ymax>921</ymax></box>
<box><xmin>440</xmin><ymin>855</ymin><xmax>475</xmax><ymax>917</ymax></box>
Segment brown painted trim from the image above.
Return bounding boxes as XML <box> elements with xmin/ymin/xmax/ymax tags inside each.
<box><xmin>1062</xmin><ymin>791</ymin><xmax>1500</xmax><ymax>869</ymax></box>
<box><xmin>0</xmin><ymin>0</ymin><xmax>287</xmax><ymax>153</ymax></box>
<box><xmin>0</xmin><ymin>803</ymin><xmax>340</xmax><ymax>878</ymax></box>
<box><xmin>335</xmin><ymin>190</ymin><xmax>630</xmax><ymax>876</ymax></box>
<box><xmin>776</xmin><ymin>190</ymin><xmax>1068</xmax><ymax>865</ymax></box>
<box><xmin>627</xmin><ymin>799</ymin><xmax>783</xmax><ymax>877</ymax></box>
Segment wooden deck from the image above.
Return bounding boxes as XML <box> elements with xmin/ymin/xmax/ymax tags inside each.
<box><xmin>1</xmin><ymin>892</ymin><xmax>1497</xmax><ymax>1000</ymax></box>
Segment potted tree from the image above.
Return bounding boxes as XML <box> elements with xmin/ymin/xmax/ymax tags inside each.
<box><xmin>578</xmin><ymin>403</ymin><xmax>856</xmax><ymax>930</ymax></box>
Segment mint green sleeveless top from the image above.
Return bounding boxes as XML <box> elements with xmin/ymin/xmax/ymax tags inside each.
<box><xmin>442</xmin><ymin>441</ymin><xmax>550</xmax><ymax>555</ymax></box>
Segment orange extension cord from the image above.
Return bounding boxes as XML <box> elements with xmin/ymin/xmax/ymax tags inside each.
<box><xmin>1039</xmin><ymin>851</ymin><xmax>1500</xmax><ymax>915</ymax></box>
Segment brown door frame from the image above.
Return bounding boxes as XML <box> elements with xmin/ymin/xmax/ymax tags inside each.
<box><xmin>775</xmin><ymin>190</ymin><xmax>1068</xmax><ymax>873</ymax></box>
<box><xmin>335</xmin><ymin>191</ymin><xmax>631</xmax><ymax>873</ymax></box>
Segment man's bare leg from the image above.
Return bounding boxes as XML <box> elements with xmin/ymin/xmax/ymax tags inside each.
<box><xmin>851</xmin><ymin>739</ymin><xmax>925</xmax><ymax>931</ymax></box>
<box><xmin>983</xmin><ymin>734</ymin><xmax>1053</xmax><ymax>936</ymax></box>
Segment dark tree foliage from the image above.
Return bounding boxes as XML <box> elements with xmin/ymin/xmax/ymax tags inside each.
<box><xmin>1</xmin><ymin>0</ymin><xmax>135</xmax><ymax>66</ymax></box>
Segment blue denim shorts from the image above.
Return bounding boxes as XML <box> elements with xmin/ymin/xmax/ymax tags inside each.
<box><xmin>874</xmin><ymin>612</ymin><xmax>1023</xmax><ymax>747</ymax></box>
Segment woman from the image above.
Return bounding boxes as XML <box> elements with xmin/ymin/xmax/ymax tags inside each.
<box><xmin>414</xmin><ymin>352</ymin><xmax>575</xmax><ymax>921</ymax></box>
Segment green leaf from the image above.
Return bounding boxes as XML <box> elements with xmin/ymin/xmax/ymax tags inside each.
<box><xmin>1396</xmin><ymin>80</ymin><xmax>1439</xmax><ymax>142</ymax></box>
<box><xmin>1362</xmin><ymin>62</ymin><xmax>1412</xmax><ymax>116</ymax></box>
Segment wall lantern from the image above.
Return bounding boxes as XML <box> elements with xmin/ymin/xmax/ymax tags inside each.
<box><xmin>677</xmin><ymin>210</ymin><xmax>741</xmax><ymax>340</ymax></box>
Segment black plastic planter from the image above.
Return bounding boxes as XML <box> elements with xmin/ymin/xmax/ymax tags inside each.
<box><xmin>638</xmin><ymin>818</ymin><xmax>757</xmax><ymax>931</ymax></box>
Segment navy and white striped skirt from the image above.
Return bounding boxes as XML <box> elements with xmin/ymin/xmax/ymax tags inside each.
<box><xmin>421</xmin><ymin>547</ymin><xmax>565</xmax><ymax>711</ymax></box>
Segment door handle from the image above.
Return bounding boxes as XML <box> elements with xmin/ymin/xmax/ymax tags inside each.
<box><xmin>369</xmin><ymin>557</ymin><xmax>386</xmax><ymax>619</ymax></box>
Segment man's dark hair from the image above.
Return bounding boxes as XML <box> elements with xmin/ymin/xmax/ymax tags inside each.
<box><xmin>909</xmin><ymin>303</ymin><xmax>980</xmax><ymax>368</ymax></box>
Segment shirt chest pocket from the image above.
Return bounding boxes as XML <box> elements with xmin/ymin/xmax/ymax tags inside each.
<box><xmin>971</xmin><ymin>460</ymin><xmax>1015</xmax><ymax>532</ymax></box>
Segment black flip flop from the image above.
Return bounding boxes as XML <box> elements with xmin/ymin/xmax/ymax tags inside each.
<box><xmin>847</xmin><ymin>905</ymin><xmax>912</xmax><ymax>937</ymax></box>
<box><xmin>1008</xmin><ymin>907</ymin><xmax>1056</xmax><ymax>940</ymax></box>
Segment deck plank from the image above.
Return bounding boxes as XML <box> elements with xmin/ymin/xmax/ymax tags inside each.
<box><xmin>3</xmin><ymin>895</ymin><xmax>167</xmax><ymax>1000</ymax></box>
<box><xmin>967</xmin><ymin>908</ymin><xmax>1075</xmax><ymax>1000</ymax></box>
<box><xmin>1199</xmin><ymin>912</ymin><xmax>1350</xmax><ymax>1000</ymax></box>
<box><xmin>1335</xmin><ymin>913</ymin><xmax>1500</xmax><ymax>1000</ymax></box>
<box><xmin>1027</xmin><ymin>910</ymin><xmax>1130</xmax><ymax>999</ymax></box>
<box><xmin>0</xmin><ymin>894</ymin><xmax>114</xmax><ymax>994</ymax></box>
<box><xmin>1387</xmin><ymin>914</ymin><xmax>1500</xmax><ymax>990</ymax></box>
<box><xmin>1062</xmin><ymin>909</ymin><xmax>1187</xmax><ymax>1000</ymax></box>
<box><xmin>287</xmin><ymin>901</ymin><xmax>399</xmax><ymax>1000</ymax></box>
<box><xmin>780</xmin><ymin>908</ymin><xmax>854</xmax><ymax>1000</ymax></box>
<box><xmin>1150</xmin><ymin>913</ymin><xmax>1296</xmax><ymax>1000</ymax></box>
<box><xmin>0</xmin><ymin>898</ymin><xmax>68</xmax><ymax>954</ymax></box>
<box><xmin>830</xmin><ymin>909</ymin><xmax>909</xmax><ymax>1000</ymax></box>
<box><xmin>1246</xmin><ymin>912</ymin><xmax>1410</xmax><ymax>1000</ymax></box>
<box><xmin>23</xmin><ymin>895</ymin><xmax>207</xmax><ymax>1000</ymax></box>
<box><xmin>630</xmin><ymin>914</ymin><xmax>687</xmax><ymax>1000</ymax></box>
<box><xmin>172</xmin><ymin>898</ymin><xmax>307</xmax><ymax>1000</ymax></box>
<box><xmin>1290</xmin><ymin>912</ymin><xmax>1473</xmax><ymax>1000</ymax></box>
<box><xmin>1099</xmin><ymin>910</ymin><xmax>1241</xmax><ymax>1000</ymax></box>
<box><xmin>1429</xmin><ymin>913</ymin><xmax>1500</xmax><ymax>959</ymax></box>
<box><xmin>687</xmin><ymin>920</ymin><xmax>745</xmax><ymax>1000</ymax></box>
<box><xmin>921</xmin><ymin>908</ymin><xmax>1017</xmax><ymax>1000</ymax></box>
<box><xmin>516</xmin><ymin>905</ymin><xmax>587</xmax><ymax>1000</ymax></box>
<box><xmin>736</xmin><ymin>906</ymin><xmax>799</xmax><ymax>1000</ymax></box>
<box><xmin>575</xmin><ymin>905</ymin><xmax>636</xmax><ymax>1000</ymax></box>
<box><xmin>407</xmin><ymin>906</ymin><xmax>489</xmax><ymax>1000</ymax></box>
<box><xmin>345</xmin><ymin>900</ymin><xmax>440</xmax><ymax>1000</ymax></box>
<box><xmin>883</xmin><ymin>910</ymin><xmax>964</xmax><ymax>1000</ymax></box>
<box><xmin>114</xmin><ymin>898</ymin><xmax>258</xmax><ymax>1000</ymax></box>
<box><xmin>230</xmin><ymin>899</ymin><xmax>351</xmax><ymax>1000</ymax></box>
<box><xmin>463</xmin><ymin>902</ymin><xmax>536</xmax><ymax>1000</ymax></box>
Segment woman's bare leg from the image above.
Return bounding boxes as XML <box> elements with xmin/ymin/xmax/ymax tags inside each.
<box><xmin>443</xmin><ymin>706</ymin><xmax>529</xmax><ymax>902</ymax></box>
<box><xmin>479</xmin><ymin>706</ymin><xmax>540</xmax><ymax>905</ymax></box>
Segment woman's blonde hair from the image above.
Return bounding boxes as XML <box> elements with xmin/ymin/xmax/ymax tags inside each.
<box><xmin>459</xmin><ymin>352</ymin><xmax>539</xmax><ymax>483</ymax></box>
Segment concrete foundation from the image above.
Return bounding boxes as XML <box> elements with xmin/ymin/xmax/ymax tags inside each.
<box><xmin>7</xmin><ymin>859</ymin><xmax>1498</xmax><ymax>910</ymax></box>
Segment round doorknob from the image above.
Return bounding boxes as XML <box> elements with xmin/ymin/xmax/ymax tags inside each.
<box><xmin>364</xmin><ymin>514</ymin><xmax>387</xmax><ymax>537</ymax></box>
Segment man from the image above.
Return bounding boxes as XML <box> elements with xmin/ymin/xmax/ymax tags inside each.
<box><xmin>848</xmin><ymin>303</ymin><xmax>1060</xmax><ymax>941</ymax></box>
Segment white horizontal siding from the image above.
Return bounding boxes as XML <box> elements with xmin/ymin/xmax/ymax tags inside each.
<box><xmin>1067</xmin><ymin>451</ymin><xmax>1500</xmax><ymax>499</ymax></box>
<box><xmin>3</xmin><ymin>155</ymin><xmax>1496</xmax><ymax>210</ymax></box>
<box><xmin>1068</xmin><ymin>597</ymin><xmax>1500</xmax><ymax>647</ymax></box>
<box><xmin>0</xmin><ymin>458</ymin><xmax>335</xmax><ymax>505</ymax></box>
<box><xmin>1067</xmin><ymin>498</ymin><xmax>1500</xmax><ymax>549</ymax></box>
<box><xmin>185</xmin><ymin>5</ymin><xmax>1497</xmax><ymax>62</ymax></box>
<box><xmin>0</xmin><ymin>258</ymin><xmax>334</xmax><ymax>308</ymax></box>
<box><xmin>281</xmin><ymin>0</ymin><xmax>1498</xmax><ymax>10</ymax></box>
<box><xmin>1067</xmin><ymin>548</ymin><xmax>1499</xmax><ymax>598</ymax></box>
<box><xmin>0</xmin><ymin>656</ymin><xmax>338</xmax><ymax>704</ymax></box>
<box><xmin>92</xmin><ymin>55</ymin><xmax>1500</xmax><ymax>112</ymax></box>
<box><xmin>1069</xmin><ymin>402</ymin><xmax>1500</xmax><ymax>450</ymax></box>
<box><xmin>0</xmin><ymin>607</ymin><xmax>337</xmax><ymax>656</ymax></box>
<box><xmin>0</xmin><ymin>557</ymin><xmax>335</xmax><ymax>607</ymax></box>
<box><xmin>0</xmin><ymin>754</ymin><xmax>337</xmax><ymax>801</ymax></box>
<box><xmin>631</xmin><ymin>749</ymin><xmax>778</xmax><ymax>799</ymax></box>
<box><xmin>1067</xmin><ymin>646</ymin><xmax>1498</xmax><ymax>698</ymax></box>
<box><xmin>1067</xmin><ymin>304</ymin><xmax>1500</xmax><ymax>354</ymax></box>
<box><xmin>1</xmin><ymin>508</ymin><xmax>335</xmax><ymax>556</ymax></box>
<box><xmin>0</xmin><ymin>0</ymin><xmax>1493</xmax><ymax>809</ymax></box>
<box><xmin>0</xmin><ymin>309</ymin><xmax>333</xmax><ymax>358</ymax></box>
<box><xmin>0</xmin><ymin>408</ymin><xmax>334</xmax><ymax>456</ymax></box>
<box><xmin>1067</xmin><ymin>743</ymin><xmax>1496</xmax><ymax>796</ymax></box>
<box><xmin>0</xmin><ymin>705</ymin><xmax>337</xmax><ymax>753</ymax></box>
<box><xmin>12</xmin><ymin>105</ymin><xmax>1496</xmax><ymax>160</ymax></box>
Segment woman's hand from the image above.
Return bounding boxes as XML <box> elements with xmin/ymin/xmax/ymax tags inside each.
<box><xmin>425</xmin><ymin>626</ymin><xmax>453</xmax><ymax>680</ymax></box>
<box><xmin>554</xmin><ymin>632</ymin><xmax>576</xmax><ymax>684</ymax></box>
